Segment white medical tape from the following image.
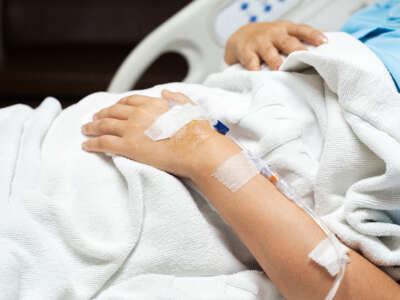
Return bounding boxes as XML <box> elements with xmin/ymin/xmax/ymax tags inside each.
<box><xmin>212</xmin><ymin>151</ymin><xmax>260</xmax><ymax>192</ymax></box>
<box><xmin>309</xmin><ymin>237</ymin><xmax>349</xmax><ymax>277</ymax></box>
<box><xmin>145</xmin><ymin>103</ymin><xmax>208</xmax><ymax>141</ymax></box>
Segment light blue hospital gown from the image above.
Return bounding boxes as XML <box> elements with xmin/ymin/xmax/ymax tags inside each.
<box><xmin>342</xmin><ymin>0</ymin><xmax>400</xmax><ymax>91</ymax></box>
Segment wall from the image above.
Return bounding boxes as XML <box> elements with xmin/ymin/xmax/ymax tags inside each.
<box><xmin>0</xmin><ymin>0</ymin><xmax>191</xmax><ymax>107</ymax></box>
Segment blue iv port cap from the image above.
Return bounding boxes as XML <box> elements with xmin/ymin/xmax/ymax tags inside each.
<box><xmin>213</xmin><ymin>121</ymin><xmax>230</xmax><ymax>135</ymax></box>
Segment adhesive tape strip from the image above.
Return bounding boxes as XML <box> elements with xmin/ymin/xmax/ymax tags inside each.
<box><xmin>309</xmin><ymin>237</ymin><xmax>349</xmax><ymax>277</ymax></box>
<box><xmin>145</xmin><ymin>103</ymin><xmax>208</xmax><ymax>141</ymax></box>
<box><xmin>212</xmin><ymin>151</ymin><xmax>260</xmax><ymax>192</ymax></box>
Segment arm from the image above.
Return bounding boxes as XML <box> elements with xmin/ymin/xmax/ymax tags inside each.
<box><xmin>82</xmin><ymin>91</ymin><xmax>400</xmax><ymax>300</ymax></box>
<box><xmin>224</xmin><ymin>21</ymin><xmax>328</xmax><ymax>71</ymax></box>
<box><xmin>191</xmin><ymin>135</ymin><xmax>400</xmax><ymax>300</ymax></box>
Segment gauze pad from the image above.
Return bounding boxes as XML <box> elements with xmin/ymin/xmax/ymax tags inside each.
<box><xmin>212</xmin><ymin>151</ymin><xmax>260</xmax><ymax>192</ymax></box>
<box><xmin>145</xmin><ymin>103</ymin><xmax>208</xmax><ymax>141</ymax></box>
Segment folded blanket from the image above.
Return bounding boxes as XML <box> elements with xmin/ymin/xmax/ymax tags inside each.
<box><xmin>1</xmin><ymin>32</ymin><xmax>399</xmax><ymax>299</ymax></box>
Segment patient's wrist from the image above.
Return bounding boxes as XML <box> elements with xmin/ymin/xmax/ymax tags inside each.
<box><xmin>190</xmin><ymin>134</ymin><xmax>242</xmax><ymax>183</ymax></box>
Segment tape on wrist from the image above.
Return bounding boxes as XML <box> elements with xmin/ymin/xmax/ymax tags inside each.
<box><xmin>145</xmin><ymin>103</ymin><xmax>208</xmax><ymax>141</ymax></box>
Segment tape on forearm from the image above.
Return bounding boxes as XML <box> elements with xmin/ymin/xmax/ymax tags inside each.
<box><xmin>145</xmin><ymin>103</ymin><xmax>208</xmax><ymax>141</ymax></box>
<box><xmin>309</xmin><ymin>236</ymin><xmax>349</xmax><ymax>277</ymax></box>
<box><xmin>309</xmin><ymin>235</ymin><xmax>350</xmax><ymax>300</ymax></box>
<box><xmin>212</xmin><ymin>151</ymin><xmax>260</xmax><ymax>192</ymax></box>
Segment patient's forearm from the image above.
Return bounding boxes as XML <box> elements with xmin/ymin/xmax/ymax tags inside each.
<box><xmin>191</xmin><ymin>136</ymin><xmax>400</xmax><ymax>300</ymax></box>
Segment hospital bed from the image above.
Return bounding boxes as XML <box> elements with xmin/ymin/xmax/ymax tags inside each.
<box><xmin>108</xmin><ymin>0</ymin><xmax>380</xmax><ymax>93</ymax></box>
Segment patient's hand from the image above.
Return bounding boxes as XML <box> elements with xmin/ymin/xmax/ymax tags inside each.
<box><xmin>224</xmin><ymin>21</ymin><xmax>328</xmax><ymax>71</ymax></box>
<box><xmin>81</xmin><ymin>90</ymin><xmax>225</xmax><ymax>178</ymax></box>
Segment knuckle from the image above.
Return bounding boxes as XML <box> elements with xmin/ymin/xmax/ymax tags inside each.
<box><xmin>263</xmin><ymin>44</ymin><xmax>275</xmax><ymax>53</ymax></box>
<box><xmin>118</xmin><ymin>95</ymin><xmax>131</xmax><ymax>103</ymax></box>
<box><xmin>270</xmin><ymin>27</ymin><xmax>283</xmax><ymax>35</ymax></box>
<box><xmin>128</xmin><ymin>94</ymin><xmax>140</xmax><ymax>100</ymax></box>
<box><xmin>254</xmin><ymin>34</ymin><xmax>265</xmax><ymax>44</ymax></box>
<box><xmin>278</xmin><ymin>20</ymin><xmax>292</xmax><ymax>27</ymax></box>
<box><xmin>280</xmin><ymin>36</ymin><xmax>294</xmax><ymax>48</ymax></box>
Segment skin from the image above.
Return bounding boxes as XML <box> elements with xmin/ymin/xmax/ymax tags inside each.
<box><xmin>82</xmin><ymin>23</ymin><xmax>400</xmax><ymax>299</ymax></box>
<box><xmin>224</xmin><ymin>21</ymin><xmax>328</xmax><ymax>70</ymax></box>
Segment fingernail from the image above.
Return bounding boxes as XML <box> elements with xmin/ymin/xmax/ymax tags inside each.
<box><xmin>93</xmin><ymin>114</ymin><xmax>99</xmax><ymax>120</ymax></box>
<box><xmin>271</xmin><ymin>62</ymin><xmax>280</xmax><ymax>71</ymax></box>
<box><xmin>81</xmin><ymin>125</ymin><xmax>87</xmax><ymax>133</ymax></box>
<box><xmin>249</xmin><ymin>64</ymin><xmax>260</xmax><ymax>71</ymax></box>
<box><xmin>82</xmin><ymin>142</ymin><xmax>88</xmax><ymax>150</ymax></box>
<box><xmin>319</xmin><ymin>34</ymin><xmax>328</xmax><ymax>44</ymax></box>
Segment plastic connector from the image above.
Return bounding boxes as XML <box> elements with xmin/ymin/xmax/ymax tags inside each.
<box><xmin>213</xmin><ymin>120</ymin><xmax>230</xmax><ymax>135</ymax></box>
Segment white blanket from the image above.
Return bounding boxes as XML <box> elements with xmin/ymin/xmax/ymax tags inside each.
<box><xmin>1</xmin><ymin>32</ymin><xmax>400</xmax><ymax>299</ymax></box>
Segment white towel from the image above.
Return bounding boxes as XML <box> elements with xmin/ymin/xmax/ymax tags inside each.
<box><xmin>1</xmin><ymin>32</ymin><xmax>400</xmax><ymax>299</ymax></box>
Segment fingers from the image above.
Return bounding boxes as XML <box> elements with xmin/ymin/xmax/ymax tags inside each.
<box><xmin>274</xmin><ymin>35</ymin><xmax>307</xmax><ymax>55</ymax></box>
<box><xmin>225</xmin><ymin>47</ymin><xmax>260</xmax><ymax>71</ymax></box>
<box><xmin>258</xmin><ymin>44</ymin><xmax>283</xmax><ymax>70</ymax></box>
<box><xmin>82</xmin><ymin>135</ymin><xmax>126</xmax><ymax>155</ymax></box>
<box><xmin>93</xmin><ymin>104</ymin><xmax>135</xmax><ymax>120</ymax></box>
<box><xmin>82</xmin><ymin>118</ymin><xmax>126</xmax><ymax>137</ymax></box>
<box><xmin>161</xmin><ymin>90</ymin><xmax>195</xmax><ymax>105</ymax></box>
<box><xmin>239</xmin><ymin>49</ymin><xmax>261</xmax><ymax>71</ymax></box>
<box><xmin>288</xmin><ymin>23</ymin><xmax>328</xmax><ymax>46</ymax></box>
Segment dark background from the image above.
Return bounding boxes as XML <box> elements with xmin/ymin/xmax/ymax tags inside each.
<box><xmin>0</xmin><ymin>0</ymin><xmax>191</xmax><ymax>108</ymax></box>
